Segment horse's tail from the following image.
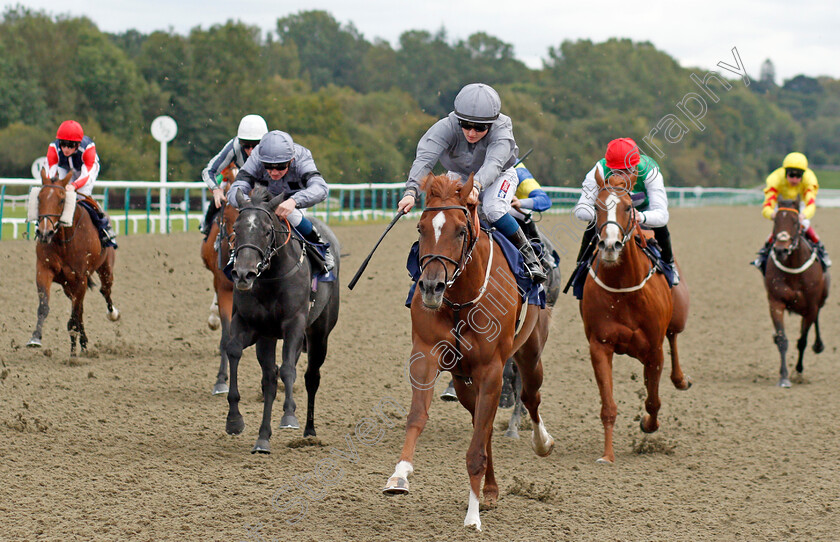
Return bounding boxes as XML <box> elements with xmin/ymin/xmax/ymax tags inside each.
<box><xmin>87</xmin><ymin>276</ymin><xmax>97</xmax><ymax>290</ymax></box>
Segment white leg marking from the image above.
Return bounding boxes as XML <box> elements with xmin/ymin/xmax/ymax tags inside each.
<box><xmin>464</xmin><ymin>489</ymin><xmax>482</xmax><ymax>531</ymax></box>
<box><xmin>207</xmin><ymin>293</ymin><xmax>221</xmax><ymax>329</ymax></box>
<box><xmin>391</xmin><ymin>460</ymin><xmax>413</xmax><ymax>480</ymax></box>
<box><xmin>107</xmin><ymin>307</ymin><xmax>120</xmax><ymax>322</ymax></box>
<box><xmin>531</xmin><ymin>414</ymin><xmax>555</xmax><ymax>457</ymax></box>
<box><xmin>432</xmin><ymin>211</ymin><xmax>446</xmax><ymax>243</ymax></box>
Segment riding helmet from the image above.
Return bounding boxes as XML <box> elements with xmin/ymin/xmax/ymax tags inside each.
<box><xmin>56</xmin><ymin>120</ymin><xmax>84</xmax><ymax>142</ymax></box>
<box><xmin>257</xmin><ymin>130</ymin><xmax>295</xmax><ymax>163</ymax></box>
<box><xmin>454</xmin><ymin>83</ymin><xmax>501</xmax><ymax>123</ymax></box>
<box><xmin>238</xmin><ymin>114</ymin><xmax>269</xmax><ymax>141</ymax></box>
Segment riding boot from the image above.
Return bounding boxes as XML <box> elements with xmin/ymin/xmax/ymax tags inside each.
<box><xmin>303</xmin><ymin>227</ymin><xmax>335</xmax><ymax>272</ymax></box>
<box><xmin>562</xmin><ymin>226</ymin><xmax>597</xmax><ymax>294</ymax></box>
<box><xmin>508</xmin><ymin>228</ymin><xmax>547</xmax><ymax>284</ymax></box>
<box><xmin>201</xmin><ymin>203</ymin><xmax>220</xmax><ymax>238</ymax></box>
<box><xmin>804</xmin><ymin>226</ymin><xmax>831</xmax><ymax>268</ymax></box>
<box><xmin>653</xmin><ymin>226</ymin><xmax>678</xmax><ymax>285</ymax></box>
<box><xmin>98</xmin><ymin>214</ymin><xmax>118</xmax><ymax>249</ymax></box>
<box><xmin>520</xmin><ymin>218</ymin><xmax>554</xmax><ymax>270</ymax></box>
<box><xmin>751</xmin><ymin>240</ymin><xmax>772</xmax><ymax>272</ymax></box>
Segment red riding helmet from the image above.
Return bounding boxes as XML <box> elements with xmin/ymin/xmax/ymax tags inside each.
<box><xmin>605</xmin><ymin>137</ymin><xmax>641</xmax><ymax>170</ymax></box>
<box><xmin>56</xmin><ymin>120</ymin><xmax>84</xmax><ymax>142</ymax></box>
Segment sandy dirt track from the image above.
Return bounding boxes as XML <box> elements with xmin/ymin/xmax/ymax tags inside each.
<box><xmin>1</xmin><ymin>206</ymin><xmax>839</xmax><ymax>541</ymax></box>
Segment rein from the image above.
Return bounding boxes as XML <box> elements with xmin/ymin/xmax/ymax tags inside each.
<box><xmin>769</xmin><ymin>206</ymin><xmax>817</xmax><ymax>274</ymax></box>
<box><xmin>419</xmin><ymin>205</ymin><xmax>479</xmax><ymax>289</ymax></box>
<box><xmin>232</xmin><ymin>207</ymin><xmax>298</xmax><ymax>279</ymax></box>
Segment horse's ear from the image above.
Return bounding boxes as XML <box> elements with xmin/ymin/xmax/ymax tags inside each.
<box><xmin>40</xmin><ymin>167</ymin><xmax>48</xmax><ymax>184</ymax></box>
<box><xmin>57</xmin><ymin>171</ymin><xmax>73</xmax><ymax>187</ymax></box>
<box><xmin>420</xmin><ymin>173</ymin><xmax>435</xmax><ymax>196</ymax></box>
<box><xmin>235</xmin><ymin>189</ymin><xmax>250</xmax><ymax>208</ymax></box>
<box><xmin>594</xmin><ymin>168</ymin><xmax>606</xmax><ymax>189</ymax></box>
<box><xmin>460</xmin><ymin>174</ymin><xmax>475</xmax><ymax>206</ymax></box>
<box><xmin>267</xmin><ymin>192</ymin><xmax>285</xmax><ymax>211</ymax></box>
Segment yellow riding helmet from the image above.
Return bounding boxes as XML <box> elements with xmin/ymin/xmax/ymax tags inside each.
<box><xmin>782</xmin><ymin>152</ymin><xmax>808</xmax><ymax>170</ymax></box>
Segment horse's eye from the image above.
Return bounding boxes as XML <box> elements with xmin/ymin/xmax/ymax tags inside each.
<box><xmin>458</xmin><ymin>227</ymin><xmax>467</xmax><ymax>238</ymax></box>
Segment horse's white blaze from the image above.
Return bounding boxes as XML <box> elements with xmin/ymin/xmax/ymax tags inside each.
<box><xmin>464</xmin><ymin>489</ymin><xmax>482</xmax><ymax>531</ymax></box>
<box><xmin>432</xmin><ymin>211</ymin><xmax>446</xmax><ymax>243</ymax></box>
<box><xmin>604</xmin><ymin>193</ymin><xmax>621</xmax><ymax>246</ymax></box>
<box><xmin>247</xmin><ymin>214</ymin><xmax>257</xmax><ymax>231</ymax></box>
<box><xmin>390</xmin><ymin>460</ymin><xmax>413</xmax><ymax>480</ymax></box>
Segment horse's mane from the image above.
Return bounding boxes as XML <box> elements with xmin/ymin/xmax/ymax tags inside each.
<box><xmin>249</xmin><ymin>185</ymin><xmax>273</xmax><ymax>205</ymax></box>
<box><xmin>422</xmin><ymin>173</ymin><xmax>463</xmax><ymax>204</ymax></box>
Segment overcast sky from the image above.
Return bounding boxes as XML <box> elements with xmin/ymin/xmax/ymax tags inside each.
<box><xmin>9</xmin><ymin>0</ymin><xmax>838</xmax><ymax>82</ymax></box>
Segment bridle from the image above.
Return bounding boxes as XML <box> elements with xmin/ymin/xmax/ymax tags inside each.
<box><xmin>232</xmin><ymin>206</ymin><xmax>295</xmax><ymax>278</ymax></box>
<box><xmin>35</xmin><ymin>184</ymin><xmax>77</xmax><ymax>244</ymax></box>
<box><xmin>418</xmin><ymin>205</ymin><xmax>479</xmax><ymax>288</ymax></box>
<box><xmin>595</xmin><ymin>188</ymin><xmax>637</xmax><ymax>250</ymax></box>
<box><xmin>773</xmin><ymin>206</ymin><xmax>801</xmax><ymax>255</ymax></box>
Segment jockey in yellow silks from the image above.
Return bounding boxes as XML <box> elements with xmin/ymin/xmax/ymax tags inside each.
<box><xmin>752</xmin><ymin>152</ymin><xmax>831</xmax><ymax>270</ymax></box>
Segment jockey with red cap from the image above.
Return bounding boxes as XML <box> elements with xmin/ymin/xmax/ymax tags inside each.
<box><xmin>46</xmin><ymin>120</ymin><xmax>116</xmax><ymax>247</ymax></box>
<box><xmin>567</xmin><ymin>137</ymin><xmax>678</xmax><ymax>290</ymax></box>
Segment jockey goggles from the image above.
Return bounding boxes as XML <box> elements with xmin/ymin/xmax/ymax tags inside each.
<box><xmin>263</xmin><ymin>161</ymin><xmax>290</xmax><ymax>171</ymax></box>
<box><xmin>240</xmin><ymin>140</ymin><xmax>259</xmax><ymax>150</ymax></box>
<box><xmin>458</xmin><ymin>120</ymin><xmax>490</xmax><ymax>133</ymax></box>
<box><xmin>59</xmin><ymin>140</ymin><xmax>80</xmax><ymax>149</ymax></box>
<box><xmin>785</xmin><ymin>168</ymin><xmax>803</xmax><ymax>178</ymax></box>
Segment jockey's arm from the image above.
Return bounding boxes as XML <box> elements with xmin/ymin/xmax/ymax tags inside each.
<box><xmin>802</xmin><ymin>170</ymin><xmax>819</xmax><ymax>220</ymax></box>
<box><xmin>202</xmin><ymin>139</ymin><xmax>237</xmax><ymax>190</ymax></box>
<box><xmin>227</xmin><ymin>169</ymin><xmax>258</xmax><ymax>208</ymax></box>
<box><xmin>46</xmin><ymin>144</ymin><xmax>59</xmax><ymax>178</ymax></box>
<box><xmin>71</xmin><ymin>145</ymin><xmax>99</xmax><ymax>192</ymax></box>
<box><xmin>761</xmin><ymin>168</ymin><xmax>785</xmax><ymax>219</ymax></box>
<box><xmin>404</xmin><ymin>120</ymin><xmax>450</xmax><ymax>198</ymax></box>
<box><xmin>516</xmin><ymin>178</ymin><xmax>551</xmax><ymax>212</ymax></box>
<box><xmin>290</xmin><ymin>170</ymin><xmax>328</xmax><ymax>209</ymax></box>
<box><xmin>573</xmin><ymin>164</ymin><xmax>599</xmax><ymax>224</ymax></box>
<box><xmin>638</xmin><ymin>167</ymin><xmax>669</xmax><ymax>227</ymax></box>
<box><xmin>473</xmin><ymin>119</ymin><xmax>515</xmax><ymax>189</ymax></box>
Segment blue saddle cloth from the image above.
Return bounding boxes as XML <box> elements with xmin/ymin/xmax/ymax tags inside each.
<box><xmin>222</xmin><ymin>226</ymin><xmax>336</xmax><ymax>283</ymax></box>
<box><xmin>570</xmin><ymin>237</ymin><xmax>674</xmax><ymax>300</ymax></box>
<box><xmin>405</xmin><ymin>227</ymin><xmax>545</xmax><ymax>308</ymax></box>
<box><xmin>78</xmin><ymin>200</ymin><xmax>117</xmax><ymax>248</ymax></box>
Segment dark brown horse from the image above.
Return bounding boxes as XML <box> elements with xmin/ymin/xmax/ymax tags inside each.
<box><xmin>27</xmin><ymin>169</ymin><xmax>119</xmax><ymax>355</ymax></box>
<box><xmin>763</xmin><ymin>198</ymin><xmax>830</xmax><ymax>387</ymax></box>
<box><xmin>201</xmin><ymin>164</ymin><xmax>238</xmax><ymax>394</ymax></box>
<box><xmin>580</xmin><ymin>172</ymin><xmax>690</xmax><ymax>464</ymax></box>
<box><xmin>383</xmin><ymin>173</ymin><xmax>554</xmax><ymax>531</ymax></box>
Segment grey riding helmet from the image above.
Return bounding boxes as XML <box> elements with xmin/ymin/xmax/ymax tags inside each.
<box><xmin>453</xmin><ymin>83</ymin><xmax>501</xmax><ymax>122</ymax></box>
<box><xmin>257</xmin><ymin>130</ymin><xmax>295</xmax><ymax>164</ymax></box>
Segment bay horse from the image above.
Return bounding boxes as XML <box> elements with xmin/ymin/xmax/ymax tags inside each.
<box><xmin>225</xmin><ymin>187</ymin><xmax>340</xmax><ymax>453</ymax></box>
<box><xmin>200</xmin><ymin>163</ymin><xmax>239</xmax><ymax>394</ymax></box>
<box><xmin>763</xmin><ymin>198</ymin><xmax>829</xmax><ymax>387</ymax></box>
<box><xmin>27</xmin><ymin>168</ymin><xmax>119</xmax><ymax>355</ymax></box>
<box><xmin>383</xmin><ymin>173</ymin><xmax>555</xmax><ymax>531</ymax></box>
<box><xmin>581</xmin><ymin>171</ymin><xmax>690</xmax><ymax>464</ymax></box>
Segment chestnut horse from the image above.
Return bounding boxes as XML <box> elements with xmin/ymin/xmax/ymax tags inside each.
<box><xmin>763</xmin><ymin>198</ymin><xmax>829</xmax><ymax>387</ymax></box>
<box><xmin>581</xmin><ymin>172</ymin><xmax>690</xmax><ymax>464</ymax></box>
<box><xmin>200</xmin><ymin>164</ymin><xmax>239</xmax><ymax>394</ymax></box>
<box><xmin>27</xmin><ymin>169</ymin><xmax>119</xmax><ymax>355</ymax></box>
<box><xmin>383</xmin><ymin>173</ymin><xmax>555</xmax><ymax>531</ymax></box>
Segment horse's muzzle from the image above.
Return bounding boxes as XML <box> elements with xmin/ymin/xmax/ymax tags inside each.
<box><xmin>231</xmin><ymin>268</ymin><xmax>257</xmax><ymax>291</ymax></box>
<box><xmin>418</xmin><ymin>277</ymin><xmax>446</xmax><ymax>309</ymax></box>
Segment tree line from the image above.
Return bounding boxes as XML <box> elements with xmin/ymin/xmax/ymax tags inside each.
<box><xmin>1</xmin><ymin>7</ymin><xmax>837</xmax><ymax>188</ymax></box>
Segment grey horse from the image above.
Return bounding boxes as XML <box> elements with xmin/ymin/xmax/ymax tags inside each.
<box><xmin>225</xmin><ymin>187</ymin><xmax>340</xmax><ymax>453</ymax></box>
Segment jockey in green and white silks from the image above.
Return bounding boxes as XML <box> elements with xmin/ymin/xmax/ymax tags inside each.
<box><xmin>571</xmin><ymin>137</ymin><xmax>679</xmax><ymax>286</ymax></box>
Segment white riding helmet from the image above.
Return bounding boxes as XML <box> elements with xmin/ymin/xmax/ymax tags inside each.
<box><xmin>454</xmin><ymin>83</ymin><xmax>501</xmax><ymax>123</ymax></box>
<box><xmin>237</xmin><ymin>114</ymin><xmax>268</xmax><ymax>141</ymax></box>
<box><xmin>258</xmin><ymin>130</ymin><xmax>295</xmax><ymax>163</ymax></box>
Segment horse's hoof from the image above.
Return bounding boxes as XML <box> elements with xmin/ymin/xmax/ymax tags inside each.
<box><xmin>303</xmin><ymin>426</ymin><xmax>316</xmax><ymax>438</ymax></box>
<box><xmin>595</xmin><ymin>457</ymin><xmax>614</xmax><ymax>465</ymax></box>
<box><xmin>778</xmin><ymin>378</ymin><xmax>792</xmax><ymax>388</ymax></box>
<box><xmin>813</xmin><ymin>342</ymin><xmax>824</xmax><ymax>354</ymax></box>
<box><xmin>107</xmin><ymin>308</ymin><xmax>120</xmax><ymax>322</ymax></box>
<box><xmin>440</xmin><ymin>385</ymin><xmax>458</xmax><ymax>402</ymax></box>
<box><xmin>677</xmin><ymin>376</ymin><xmax>693</xmax><ymax>390</ymax></box>
<box><xmin>226</xmin><ymin>416</ymin><xmax>245</xmax><ymax>435</ymax></box>
<box><xmin>207</xmin><ymin>314</ymin><xmax>221</xmax><ymax>330</ymax></box>
<box><xmin>212</xmin><ymin>383</ymin><xmax>229</xmax><ymax>395</ymax></box>
<box><xmin>640</xmin><ymin>415</ymin><xmax>659</xmax><ymax>434</ymax></box>
<box><xmin>251</xmin><ymin>439</ymin><xmax>271</xmax><ymax>454</ymax></box>
<box><xmin>530</xmin><ymin>432</ymin><xmax>555</xmax><ymax>457</ymax></box>
<box><xmin>382</xmin><ymin>477</ymin><xmax>409</xmax><ymax>495</ymax></box>
<box><xmin>26</xmin><ymin>338</ymin><xmax>42</xmax><ymax>348</ymax></box>
<box><xmin>279</xmin><ymin>415</ymin><xmax>299</xmax><ymax>429</ymax></box>
<box><xmin>504</xmin><ymin>428</ymin><xmax>520</xmax><ymax>439</ymax></box>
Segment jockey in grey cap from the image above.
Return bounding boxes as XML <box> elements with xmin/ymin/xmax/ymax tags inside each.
<box><xmin>397</xmin><ymin>82</ymin><xmax>547</xmax><ymax>284</ymax></box>
<box><xmin>227</xmin><ymin>130</ymin><xmax>334</xmax><ymax>271</ymax></box>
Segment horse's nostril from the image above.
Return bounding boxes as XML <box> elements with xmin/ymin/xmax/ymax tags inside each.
<box><xmin>433</xmin><ymin>281</ymin><xmax>445</xmax><ymax>295</ymax></box>
<box><xmin>612</xmin><ymin>241</ymin><xmax>622</xmax><ymax>251</ymax></box>
<box><xmin>597</xmin><ymin>241</ymin><xmax>606</xmax><ymax>250</ymax></box>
